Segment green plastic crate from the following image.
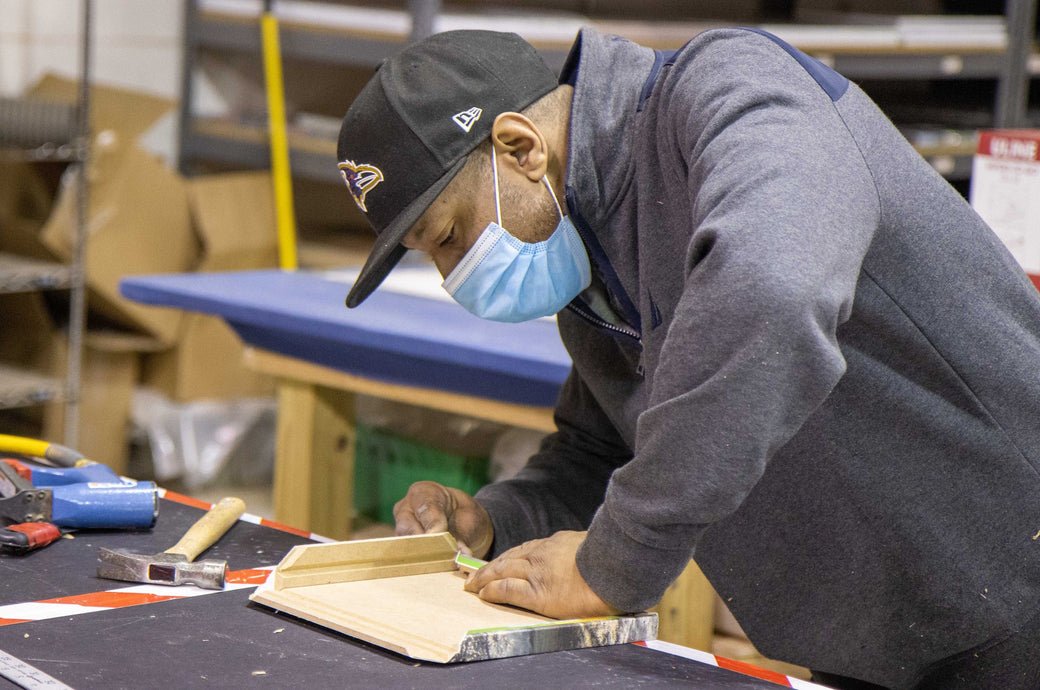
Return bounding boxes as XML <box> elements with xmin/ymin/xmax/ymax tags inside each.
<box><xmin>353</xmin><ymin>423</ymin><xmax>490</xmax><ymax>525</ymax></box>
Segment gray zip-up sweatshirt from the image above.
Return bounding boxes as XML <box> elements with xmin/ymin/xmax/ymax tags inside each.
<box><xmin>474</xmin><ymin>27</ymin><xmax>1040</xmax><ymax>688</ymax></box>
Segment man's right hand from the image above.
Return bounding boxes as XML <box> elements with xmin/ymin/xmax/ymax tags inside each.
<box><xmin>393</xmin><ymin>481</ymin><xmax>494</xmax><ymax>559</ymax></box>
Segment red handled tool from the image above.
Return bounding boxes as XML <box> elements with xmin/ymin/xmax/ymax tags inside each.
<box><xmin>0</xmin><ymin>522</ymin><xmax>62</xmax><ymax>553</ymax></box>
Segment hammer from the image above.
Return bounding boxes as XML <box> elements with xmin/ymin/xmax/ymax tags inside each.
<box><xmin>96</xmin><ymin>497</ymin><xmax>246</xmax><ymax>590</ymax></box>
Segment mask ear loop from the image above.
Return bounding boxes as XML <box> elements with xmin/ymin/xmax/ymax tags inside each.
<box><xmin>543</xmin><ymin>175</ymin><xmax>564</xmax><ymax>221</ymax></box>
<box><xmin>493</xmin><ymin>147</ymin><xmax>564</xmax><ymax>224</ymax></box>
<box><xmin>491</xmin><ymin>149</ymin><xmax>502</xmax><ymax>226</ymax></box>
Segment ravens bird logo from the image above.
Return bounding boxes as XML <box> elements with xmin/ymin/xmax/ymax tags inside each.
<box><xmin>338</xmin><ymin>160</ymin><xmax>384</xmax><ymax>213</ymax></box>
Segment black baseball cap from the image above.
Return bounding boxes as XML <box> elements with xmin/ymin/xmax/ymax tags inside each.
<box><xmin>337</xmin><ymin>30</ymin><xmax>558</xmax><ymax>308</ymax></box>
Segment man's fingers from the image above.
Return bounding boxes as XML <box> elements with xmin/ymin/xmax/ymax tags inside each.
<box><xmin>475</xmin><ymin>577</ymin><xmax>538</xmax><ymax>610</ymax></box>
<box><xmin>464</xmin><ymin>553</ymin><xmax>532</xmax><ymax>593</ymax></box>
<box><xmin>392</xmin><ymin>481</ymin><xmax>453</xmax><ymax>535</ymax></box>
<box><xmin>393</xmin><ymin>501</ymin><xmax>449</xmax><ymax>535</ymax></box>
<box><xmin>392</xmin><ymin>499</ymin><xmax>422</xmax><ymax>536</ymax></box>
<box><xmin>460</xmin><ymin>532</ymin><xmax>615</xmax><ymax>620</ymax></box>
<box><xmin>392</xmin><ymin>482</ymin><xmax>493</xmax><ymax>558</ymax></box>
<box><xmin>449</xmin><ymin>498</ymin><xmax>494</xmax><ymax>558</ymax></box>
<box><xmin>414</xmin><ymin>500</ymin><xmax>450</xmax><ymax>533</ymax></box>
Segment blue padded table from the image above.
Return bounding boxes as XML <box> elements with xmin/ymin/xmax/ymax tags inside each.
<box><xmin>121</xmin><ymin>268</ymin><xmax>571</xmax><ymax>408</ymax></box>
<box><xmin>120</xmin><ymin>268</ymin><xmax>570</xmax><ymax>540</ymax></box>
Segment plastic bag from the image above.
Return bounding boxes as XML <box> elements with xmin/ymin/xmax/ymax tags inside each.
<box><xmin>131</xmin><ymin>388</ymin><xmax>275</xmax><ymax>488</ymax></box>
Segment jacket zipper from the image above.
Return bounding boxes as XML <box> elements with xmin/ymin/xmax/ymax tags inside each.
<box><xmin>567</xmin><ymin>300</ymin><xmax>645</xmax><ymax>377</ymax></box>
<box><xmin>566</xmin><ymin>299</ymin><xmax>640</xmax><ymax>341</ymax></box>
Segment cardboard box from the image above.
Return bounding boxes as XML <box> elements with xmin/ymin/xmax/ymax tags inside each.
<box><xmin>25</xmin><ymin>73</ymin><xmax>195</xmax><ymax>345</ymax></box>
<box><xmin>42</xmin><ymin>331</ymin><xmax>158</xmax><ymax>475</ymax></box>
<box><xmin>0</xmin><ymin>293</ymin><xmax>57</xmax><ymax>442</ymax></box>
<box><xmin>39</xmin><ymin>137</ymin><xmax>199</xmax><ymax>345</ymax></box>
<box><xmin>0</xmin><ymin>77</ymin><xmax>195</xmax><ymax>468</ymax></box>
<box><xmin>0</xmin><ymin>293</ymin><xmax>145</xmax><ymax>475</ymax></box>
<box><xmin>970</xmin><ymin>129</ymin><xmax>1040</xmax><ymax>290</ymax></box>
<box><xmin>0</xmin><ymin>161</ymin><xmax>61</xmax><ymax>260</ymax></box>
<box><xmin>27</xmin><ymin>73</ymin><xmax>174</xmax><ymax>145</ymax></box>
<box><xmin>187</xmin><ymin>171</ymin><xmax>279</xmax><ymax>272</ymax></box>
<box><xmin>0</xmin><ymin>292</ymin><xmax>56</xmax><ymax>370</ymax></box>
<box><xmin>142</xmin><ymin>314</ymin><xmax>275</xmax><ymax>402</ymax></box>
<box><xmin>141</xmin><ymin>171</ymin><xmax>279</xmax><ymax>401</ymax></box>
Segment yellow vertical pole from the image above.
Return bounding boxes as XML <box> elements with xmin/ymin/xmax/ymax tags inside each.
<box><xmin>261</xmin><ymin>8</ymin><xmax>298</xmax><ymax>270</ymax></box>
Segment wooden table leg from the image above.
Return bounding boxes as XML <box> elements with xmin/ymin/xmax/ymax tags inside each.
<box><xmin>272</xmin><ymin>379</ymin><xmax>356</xmax><ymax>540</ymax></box>
<box><xmin>651</xmin><ymin>559</ymin><xmax>717</xmax><ymax>651</ymax></box>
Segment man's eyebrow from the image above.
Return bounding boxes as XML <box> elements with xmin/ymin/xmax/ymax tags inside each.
<box><xmin>403</xmin><ymin>214</ymin><xmax>435</xmax><ymax>247</ymax></box>
<box><xmin>403</xmin><ymin>217</ymin><xmax>427</xmax><ymax>243</ymax></box>
<box><xmin>411</xmin><ymin>203</ymin><xmax>446</xmax><ymax>242</ymax></box>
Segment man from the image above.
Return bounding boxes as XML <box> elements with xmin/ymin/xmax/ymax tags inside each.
<box><xmin>335</xmin><ymin>27</ymin><xmax>1040</xmax><ymax>690</ymax></box>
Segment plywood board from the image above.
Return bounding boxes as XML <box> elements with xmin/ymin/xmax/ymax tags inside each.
<box><xmin>250</xmin><ymin>533</ymin><xmax>657</xmax><ymax>663</ymax></box>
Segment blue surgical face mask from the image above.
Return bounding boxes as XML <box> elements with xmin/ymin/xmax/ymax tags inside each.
<box><xmin>442</xmin><ymin>152</ymin><xmax>592</xmax><ymax>322</ymax></box>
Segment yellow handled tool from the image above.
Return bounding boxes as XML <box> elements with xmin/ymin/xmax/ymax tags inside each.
<box><xmin>0</xmin><ymin>434</ymin><xmax>89</xmax><ymax>467</ymax></box>
<box><xmin>165</xmin><ymin>496</ymin><xmax>247</xmax><ymax>561</ymax></box>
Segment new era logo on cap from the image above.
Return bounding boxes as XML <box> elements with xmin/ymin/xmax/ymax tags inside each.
<box><xmin>452</xmin><ymin>107</ymin><xmax>483</xmax><ymax>132</ymax></box>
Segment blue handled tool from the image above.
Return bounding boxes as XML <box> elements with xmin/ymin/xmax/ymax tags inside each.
<box><xmin>0</xmin><ymin>458</ymin><xmax>158</xmax><ymax>530</ymax></box>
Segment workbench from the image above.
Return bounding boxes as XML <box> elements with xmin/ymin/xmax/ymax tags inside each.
<box><xmin>0</xmin><ymin>493</ymin><xmax>818</xmax><ymax>688</ymax></box>
<box><xmin>119</xmin><ymin>268</ymin><xmax>710</xmax><ymax>652</ymax></box>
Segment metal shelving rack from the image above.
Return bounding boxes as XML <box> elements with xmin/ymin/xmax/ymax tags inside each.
<box><xmin>0</xmin><ymin>0</ymin><xmax>92</xmax><ymax>447</ymax></box>
<box><xmin>177</xmin><ymin>1</ymin><xmax>1038</xmax><ymax>187</ymax></box>
<box><xmin>177</xmin><ymin>0</ymin><xmax>558</xmax><ymax>185</ymax></box>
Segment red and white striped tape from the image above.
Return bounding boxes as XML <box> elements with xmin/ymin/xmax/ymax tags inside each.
<box><xmin>158</xmin><ymin>488</ymin><xmax>336</xmax><ymax>543</ymax></box>
<box><xmin>636</xmin><ymin>640</ymin><xmax>829</xmax><ymax>689</ymax></box>
<box><xmin>0</xmin><ymin>567</ymin><xmax>275</xmax><ymax>627</ymax></box>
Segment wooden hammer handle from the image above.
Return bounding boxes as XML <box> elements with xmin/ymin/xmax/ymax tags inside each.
<box><xmin>165</xmin><ymin>497</ymin><xmax>246</xmax><ymax>561</ymax></box>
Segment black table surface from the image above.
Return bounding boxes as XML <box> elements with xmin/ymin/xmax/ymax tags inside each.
<box><xmin>0</xmin><ymin>496</ymin><xmax>787</xmax><ymax>688</ymax></box>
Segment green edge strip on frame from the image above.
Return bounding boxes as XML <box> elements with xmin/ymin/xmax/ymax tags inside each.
<box><xmin>455</xmin><ymin>553</ymin><xmax>487</xmax><ymax>570</ymax></box>
<box><xmin>466</xmin><ymin>616</ymin><xmax>621</xmax><ymax>635</ymax></box>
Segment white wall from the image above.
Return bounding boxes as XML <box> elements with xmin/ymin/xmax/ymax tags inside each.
<box><xmin>0</xmin><ymin>0</ymin><xmax>185</xmax><ymax>99</ymax></box>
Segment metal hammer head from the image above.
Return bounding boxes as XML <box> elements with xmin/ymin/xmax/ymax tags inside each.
<box><xmin>97</xmin><ymin>547</ymin><xmax>228</xmax><ymax>590</ymax></box>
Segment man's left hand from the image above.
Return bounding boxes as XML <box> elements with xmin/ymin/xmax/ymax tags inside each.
<box><xmin>463</xmin><ymin>530</ymin><xmax>622</xmax><ymax>619</ymax></box>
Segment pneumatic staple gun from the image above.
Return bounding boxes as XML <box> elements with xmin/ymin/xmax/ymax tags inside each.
<box><xmin>0</xmin><ymin>434</ymin><xmax>159</xmax><ymax>553</ymax></box>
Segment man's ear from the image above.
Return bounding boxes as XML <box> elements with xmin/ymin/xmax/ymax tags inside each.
<box><xmin>490</xmin><ymin>112</ymin><xmax>547</xmax><ymax>182</ymax></box>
